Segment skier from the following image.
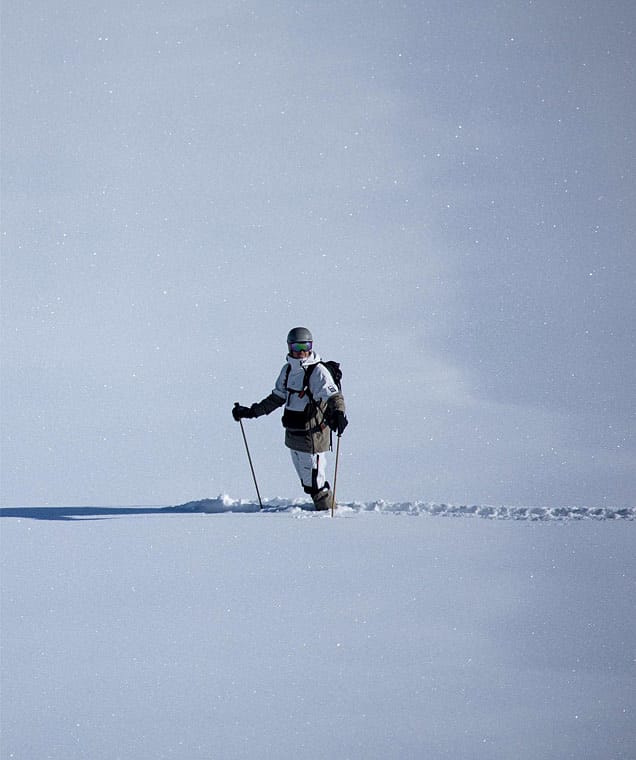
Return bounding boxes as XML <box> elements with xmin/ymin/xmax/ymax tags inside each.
<box><xmin>232</xmin><ymin>327</ymin><xmax>347</xmax><ymax>511</ymax></box>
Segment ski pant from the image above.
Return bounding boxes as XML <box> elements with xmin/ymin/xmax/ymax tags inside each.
<box><xmin>289</xmin><ymin>449</ymin><xmax>328</xmax><ymax>495</ymax></box>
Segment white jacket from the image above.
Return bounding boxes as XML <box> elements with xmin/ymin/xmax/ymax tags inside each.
<box><xmin>272</xmin><ymin>352</ymin><xmax>340</xmax><ymax>412</ymax></box>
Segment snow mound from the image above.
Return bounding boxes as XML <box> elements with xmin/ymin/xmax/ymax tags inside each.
<box><xmin>173</xmin><ymin>496</ymin><xmax>636</xmax><ymax>520</ymax></box>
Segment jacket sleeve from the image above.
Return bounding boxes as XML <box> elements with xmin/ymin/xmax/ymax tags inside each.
<box><xmin>250</xmin><ymin>392</ymin><xmax>285</xmax><ymax>418</ymax></box>
<box><xmin>326</xmin><ymin>392</ymin><xmax>345</xmax><ymax>415</ymax></box>
<box><xmin>249</xmin><ymin>365</ymin><xmax>288</xmax><ymax>417</ymax></box>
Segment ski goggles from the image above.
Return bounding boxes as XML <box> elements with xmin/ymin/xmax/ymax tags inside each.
<box><xmin>288</xmin><ymin>341</ymin><xmax>312</xmax><ymax>353</ymax></box>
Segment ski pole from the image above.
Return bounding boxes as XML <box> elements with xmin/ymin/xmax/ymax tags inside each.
<box><xmin>234</xmin><ymin>403</ymin><xmax>263</xmax><ymax>510</ymax></box>
<box><xmin>331</xmin><ymin>434</ymin><xmax>341</xmax><ymax>517</ymax></box>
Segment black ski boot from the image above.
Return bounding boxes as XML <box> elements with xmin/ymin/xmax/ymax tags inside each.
<box><xmin>312</xmin><ymin>486</ymin><xmax>332</xmax><ymax>511</ymax></box>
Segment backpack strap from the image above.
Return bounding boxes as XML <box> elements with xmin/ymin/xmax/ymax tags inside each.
<box><xmin>302</xmin><ymin>363</ymin><xmax>317</xmax><ymax>401</ymax></box>
<box><xmin>284</xmin><ymin>362</ymin><xmax>317</xmax><ymax>400</ymax></box>
<box><xmin>284</xmin><ymin>363</ymin><xmax>307</xmax><ymax>401</ymax></box>
<box><xmin>284</xmin><ymin>361</ymin><xmax>337</xmax><ymax>393</ymax></box>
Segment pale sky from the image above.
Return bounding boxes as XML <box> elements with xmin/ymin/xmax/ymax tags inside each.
<box><xmin>2</xmin><ymin>0</ymin><xmax>634</xmax><ymax>506</ymax></box>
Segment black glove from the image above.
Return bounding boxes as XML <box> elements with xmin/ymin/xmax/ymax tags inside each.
<box><xmin>232</xmin><ymin>404</ymin><xmax>255</xmax><ymax>421</ymax></box>
<box><xmin>329</xmin><ymin>409</ymin><xmax>348</xmax><ymax>436</ymax></box>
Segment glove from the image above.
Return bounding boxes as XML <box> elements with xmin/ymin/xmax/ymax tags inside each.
<box><xmin>232</xmin><ymin>404</ymin><xmax>255</xmax><ymax>421</ymax></box>
<box><xmin>329</xmin><ymin>409</ymin><xmax>348</xmax><ymax>436</ymax></box>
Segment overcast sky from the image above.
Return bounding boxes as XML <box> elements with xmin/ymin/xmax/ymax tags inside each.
<box><xmin>2</xmin><ymin>0</ymin><xmax>634</xmax><ymax>507</ymax></box>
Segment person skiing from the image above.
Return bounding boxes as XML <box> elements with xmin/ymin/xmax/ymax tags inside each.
<box><xmin>232</xmin><ymin>327</ymin><xmax>347</xmax><ymax>511</ymax></box>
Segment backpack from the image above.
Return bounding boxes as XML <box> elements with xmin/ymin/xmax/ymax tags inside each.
<box><xmin>307</xmin><ymin>360</ymin><xmax>342</xmax><ymax>393</ymax></box>
<box><xmin>284</xmin><ymin>360</ymin><xmax>342</xmax><ymax>398</ymax></box>
<box><xmin>282</xmin><ymin>360</ymin><xmax>342</xmax><ymax>433</ymax></box>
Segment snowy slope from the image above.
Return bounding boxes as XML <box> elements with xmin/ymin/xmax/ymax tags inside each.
<box><xmin>1</xmin><ymin>503</ymin><xmax>634</xmax><ymax>760</ymax></box>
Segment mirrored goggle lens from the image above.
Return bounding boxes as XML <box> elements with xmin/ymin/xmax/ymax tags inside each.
<box><xmin>289</xmin><ymin>341</ymin><xmax>312</xmax><ymax>353</ymax></box>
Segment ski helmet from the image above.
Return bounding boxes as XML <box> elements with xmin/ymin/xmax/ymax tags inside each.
<box><xmin>286</xmin><ymin>326</ymin><xmax>313</xmax><ymax>345</ymax></box>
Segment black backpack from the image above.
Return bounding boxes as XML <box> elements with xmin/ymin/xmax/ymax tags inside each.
<box><xmin>282</xmin><ymin>360</ymin><xmax>342</xmax><ymax>434</ymax></box>
<box><xmin>284</xmin><ymin>360</ymin><xmax>342</xmax><ymax>399</ymax></box>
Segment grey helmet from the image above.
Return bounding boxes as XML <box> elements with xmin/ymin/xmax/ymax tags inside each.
<box><xmin>286</xmin><ymin>326</ymin><xmax>313</xmax><ymax>345</ymax></box>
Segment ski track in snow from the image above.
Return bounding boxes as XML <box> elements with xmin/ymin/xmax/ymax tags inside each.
<box><xmin>174</xmin><ymin>496</ymin><xmax>636</xmax><ymax>520</ymax></box>
<box><xmin>3</xmin><ymin>498</ymin><xmax>632</xmax><ymax>521</ymax></box>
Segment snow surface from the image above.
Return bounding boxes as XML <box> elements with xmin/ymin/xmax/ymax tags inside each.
<box><xmin>1</xmin><ymin>502</ymin><xmax>635</xmax><ymax>760</ymax></box>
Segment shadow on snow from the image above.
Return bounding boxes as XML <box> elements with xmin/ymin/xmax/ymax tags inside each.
<box><xmin>0</xmin><ymin>499</ymin><xmax>313</xmax><ymax>521</ymax></box>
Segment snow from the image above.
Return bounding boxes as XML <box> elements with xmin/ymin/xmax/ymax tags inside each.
<box><xmin>1</xmin><ymin>502</ymin><xmax>634</xmax><ymax>759</ymax></box>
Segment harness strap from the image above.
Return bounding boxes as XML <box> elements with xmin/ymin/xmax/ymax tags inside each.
<box><xmin>284</xmin><ymin>362</ymin><xmax>324</xmax><ymax>400</ymax></box>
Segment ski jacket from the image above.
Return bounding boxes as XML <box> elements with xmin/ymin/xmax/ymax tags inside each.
<box><xmin>250</xmin><ymin>352</ymin><xmax>346</xmax><ymax>453</ymax></box>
